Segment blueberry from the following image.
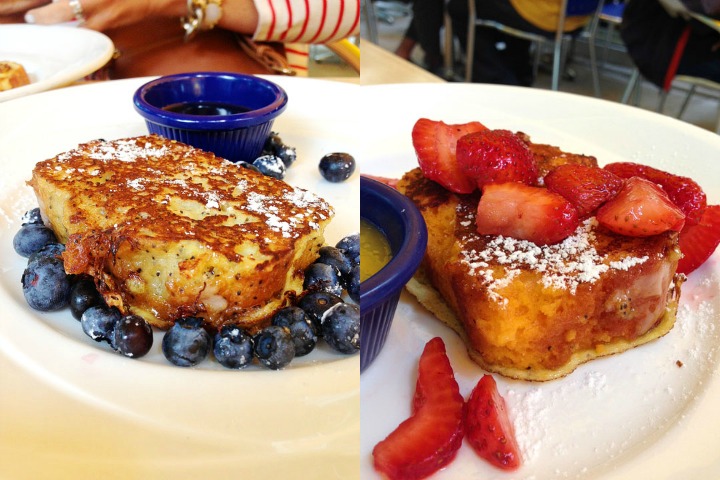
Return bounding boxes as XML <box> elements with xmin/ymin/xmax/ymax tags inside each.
<box><xmin>162</xmin><ymin>317</ymin><xmax>211</xmax><ymax>367</ymax></box>
<box><xmin>335</xmin><ymin>233</ymin><xmax>360</xmax><ymax>267</ymax></box>
<box><xmin>27</xmin><ymin>242</ymin><xmax>65</xmax><ymax>266</ymax></box>
<box><xmin>21</xmin><ymin>208</ymin><xmax>43</xmax><ymax>226</ymax></box>
<box><xmin>321</xmin><ymin>303</ymin><xmax>360</xmax><ymax>354</ymax></box>
<box><xmin>213</xmin><ymin>324</ymin><xmax>254</xmax><ymax>369</ymax></box>
<box><xmin>271</xmin><ymin>306</ymin><xmax>317</xmax><ymax>356</ymax></box>
<box><xmin>21</xmin><ymin>255</ymin><xmax>71</xmax><ymax>311</ymax></box>
<box><xmin>252</xmin><ymin>154</ymin><xmax>286</xmax><ymax>180</ymax></box>
<box><xmin>297</xmin><ymin>291</ymin><xmax>344</xmax><ymax>334</ymax></box>
<box><xmin>81</xmin><ymin>305</ymin><xmax>121</xmax><ymax>344</ymax></box>
<box><xmin>316</xmin><ymin>246</ymin><xmax>352</xmax><ymax>279</ymax></box>
<box><xmin>13</xmin><ymin>223</ymin><xmax>58</xmax><ymax>257</ymax></box>
<box><xmin>69</xmin><ymin>276</ymin><xmax>105</xmax><ymax>320</ymax></box>
<box><xmin>253</xmin><ymin>325</ymin><xmax>295</xmax><ymax>370</ymax></box>
<box><xmin>319</xmin><ymin>152</ymin><xmax>355</xmax><ymax>183</ymax></box>
<box><xmin>346</xmin><ymin>264</ymin><xmax>360</xmax><ymax>303</ymax></box>
<box><xmin>276</xmin><ymin>145</ymin><xmax>297</xmax><ymax>168</ymax></box>
<box><xmin>113</xmin><ymin>314</ymin><xmax>153</xmax><ymax>358</ymax></box>
<box><xmin>262</xmin><ymin>132</ymin><xmax>284</xmax><ymax>154</ymax></box>
<box><xmin>236</xmin><ymin>161</ymin><xmax>262</xmax><ymax>174</ymax></box>
<box><xmin>303</xmin><ymin>262</ymin><xmax>342</xmax><ymax>296</ymax></box>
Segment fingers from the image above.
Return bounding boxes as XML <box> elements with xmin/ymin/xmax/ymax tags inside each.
<box><xmin>24</xmin><ymin>0</ymin><xmax>78</xmax><ymax>24</ymax></box>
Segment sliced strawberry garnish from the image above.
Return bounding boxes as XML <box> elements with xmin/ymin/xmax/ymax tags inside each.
<box><xmin>456</xmin><ymin>129</ymin><xmax>538</xmax><ymax>189</ymax></box>
<box><xmin>544</xmin><ymin>164</ymin><xmax>623</xmax><ymax>219</ymax></box>
<box><xmin>475</xmin><ymin>182</ymin><xmax>579</xmax><ymax>245</ymax></box>
<box><xmin>604</xmin><ymin>162</ymin><xmax>706</xmax><ymax>226</ymax></box>
<box><xmin>372</xmin><ymin>337</ymin><xmax>464</xmax><ymax>480</ymax></box>
<box><xmin>677</xmin><ymin>204</ymin><xmax>720</xmax><ymax>275</ymax></box>
<box><xmin>596</xmin><ymin>177</ymin><xmax>685</xmax><ymax>236</ymax></box>
<box><xmin>465</xmin><ymin>375</ymin><xmax>522</xmax><ymax>471</ymax></box>
<box><xmin>411</xmin><ymin>118</ymin><xmax>487</xmax><ymax>194</ymax></box>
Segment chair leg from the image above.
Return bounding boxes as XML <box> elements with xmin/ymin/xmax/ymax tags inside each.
<box><xmin>443</xmin><ymin>12</ymin><xmax>455</xmax><ymax>79</ymax></box>
<box><xmin>587</xmin><ymin>28</ymin><xmax>601</xmax><ymax>97</ymax></box>
<box><xmin>677</xmin><ymin>84</ymin><xmax>697</xmax><ymax>119</ymax></box>
<box><xmin>362</xmin><ymin>0</ymin><xmax>379</xmax><ymax>43</ymax></box>
<box><xmin>621</xmin><ymin>68</ymin><xmax>640</xmax><ymax>104</ymax></box>
<box><xmin>551</xmin><ymin>38</ymin><xmax>563</xmax><ymax>90</ymax></box>
<box><xmin>658</xmin><ymin>90</ymin><xmax>668</xmax><ymax>113</ymax></box>
<box><xmin>465</xmin><ymin>0</ymin><xmax>476</xmax><ymax>82</ymax></box>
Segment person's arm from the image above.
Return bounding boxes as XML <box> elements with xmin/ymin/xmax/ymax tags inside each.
<box><xmin>21</xmin><ymin>0</ymin><xmax>358</xmax><ymax>43</ymax></box>
<box><xmin>251</xmin><ymin>0</ymin><xmax>359</xmax><ymax>43</ymax></box>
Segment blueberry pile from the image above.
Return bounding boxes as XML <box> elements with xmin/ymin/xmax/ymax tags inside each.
<box><xmin>249</xmin><ymin>132</ymin><xmax>297</xmax><ymax>180</ymax></box>
<box><xmin>248</xmin><ymin>132</ymin><xmax>355</xmax><ymax>184</ymax></box>
<box><xmin>15</xmin><ymin>207</ymin><xmax>360</xmax><ymax>370</ymax></box>
<box><xmin>15</xmin><ymin>208</ymin><xmax>154</xmax><ymax>358</ymax></box>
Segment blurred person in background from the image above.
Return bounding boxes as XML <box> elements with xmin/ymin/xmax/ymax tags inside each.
<box><xmin>621</xmin><ymin>0</ymin><xmax>720</xmax><ymax>88</ymax></box>
<box><xmin>446</xmin><ymin>0</ymin><xmax>593</xmax><ymax>85</ymax></box>
<box><xmin>394</xmin><ymin>0</ymin><xmax>445</xmax><ymax>75</ymax></box>
<box><xmin>0</xmin><ymin>0</ymin><xmax>360</xmax><ymax>78</ymax></box>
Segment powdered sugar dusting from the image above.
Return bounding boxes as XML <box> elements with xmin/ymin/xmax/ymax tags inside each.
<box><xmin>460</xmin><ymin>218</ymin><xmax>649</xmax><ymax>300</ymax></box>
<box><xmin>57</xmin><ymin>138</ymin><xmax>171</xmax><ymax>163</ymax></box>
<box><xmin>245</xmin><ymin>188</ymin><xmax>330</xmax><ymax>238</ymax></box>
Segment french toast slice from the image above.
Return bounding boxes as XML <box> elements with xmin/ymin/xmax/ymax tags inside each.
<box><xmin>398</xmin><ymin>145</ymin><xmax>683</xmax><ymax>381</ymax></box>
<box><xmin>29</xmin><ymin>135</ymin><xmax>333</xmax><ymax>331</ymax></box>
<box><xmin>0</xmin><ymin>61</ymin><xmax>30</xmax><ymax>91</ymax></box>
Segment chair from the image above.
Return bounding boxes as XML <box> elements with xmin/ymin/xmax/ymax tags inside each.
<box><xmin>582</xmin><ymin>0</ymin><xmax>625</xmax><ymax>96</ymax></box>
<box><xmin>597</xmin><ymin>1</ymin><xmax>625</xmax><ymax>65</ymax></box>
<box><xmin>361</xmin><ymin>0</ymin><xmax>412</xmax><ymax>43</ymax></box>
<box><xmin>622</xmin><ymin>24</ymin><xmax>720</xmax><ymax>133</ymax></box>
<box><xmin>326</xmin><ymin>39</ymin><xmax>361</xmax><ymax>73</ymax></box>
<box><xmin>461</xmin><ymin>0</ymin><xmax>602</xmax><ymax>90</ymax></box>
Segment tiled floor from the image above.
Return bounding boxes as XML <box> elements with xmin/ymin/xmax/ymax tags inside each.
<box><xmin>369</xmin><ymin>5</ymin><xmax>720</xmax><ymax>134</ymax></box>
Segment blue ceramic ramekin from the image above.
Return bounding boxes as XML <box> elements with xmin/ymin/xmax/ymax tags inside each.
<box><xmin>360</xmin><ymin>176</ymin><xmax>428</xmax><ymax>372</ymax></box>
<box><xmin>133</xmin><ymin>72</ymin><xmax>288</xmax><ymax>162</ymax></box>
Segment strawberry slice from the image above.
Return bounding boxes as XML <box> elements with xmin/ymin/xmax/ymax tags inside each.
<box><xmin>544</xmin><ymin>164</ymin><xmax>623</xmax><ymax>219</ymax></box>
<box><xmin>596</xmin><ymin>177</ymin><xmax>686</xmax><ymax>236</ymax></box>
<box><xmin>475</xmin><ymin>182</ymin><xmax>580</xmax><ymax>245</ymax></box>
<box><xmin>465</xmin><ymin>375</ymin><xmax>522</xmax><ymax>471</ymax></box>
<box><xmin>604</xmin><ymin>162</ymin><xmax>706</xmax><ymax>226</ymax></box>
<box><xmin>677</xmin><ymin>204</ymin><xmax>720</xmax><ymax>275</ymax></box>
<box><xmin>411</xmin><ymin>118</ymin><xmax>487</xmax><ymax>194</ymax></box>
<box><xmin>362</xmin><ymin>174</ymin><xmax>399</xmax><ymax>189</ymax></box>
<box><xmin>372</xmin><ymin>337</ymin><xmax>464</xmax><ymax>480</ymax></box>
<box><xmin>456</xmin><ymin>129</ymin><xmax>538</xmax><ymax>189</ymax></box>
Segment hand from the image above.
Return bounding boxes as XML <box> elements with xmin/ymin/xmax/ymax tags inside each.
<box><xmin>24</xmin><ymin>0</ymin><xmax>185</xmax><ymax>31</ymax></box>
<box><xmin>657</xmin><ymin>0</ymin><xmax>692</xmax><ymax>19</ymax></box>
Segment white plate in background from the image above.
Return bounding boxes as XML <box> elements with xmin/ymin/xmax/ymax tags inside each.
<box><xmin>0</xmin><ymin>24</ymin><xmax>114</xmax><ymax>102</ymax></box>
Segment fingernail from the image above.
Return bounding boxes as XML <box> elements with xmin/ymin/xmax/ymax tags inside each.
<box><xmin>24</xmin><ymin>12</ymin><xmax>35</xmax><ymax>24</ymax></box>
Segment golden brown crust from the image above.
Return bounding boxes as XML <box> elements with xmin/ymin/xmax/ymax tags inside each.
<box><xmin>29</xmin><ymin>135</ymin><xmax>333</xmax><ymax>330</ymax></box>
<box><xmin>398</xmin><ymin>141</ymin><xmax>684</xmax><ymax>381</ymax></box>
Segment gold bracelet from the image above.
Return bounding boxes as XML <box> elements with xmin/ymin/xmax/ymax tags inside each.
<box><xmin>182</xmin><ymin>0</ymin><xmax>223</xmax><ymax>42</ymax></box>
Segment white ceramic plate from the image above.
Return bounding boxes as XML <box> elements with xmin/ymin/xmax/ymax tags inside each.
<box><xmin>360</xmin><ymin>83</ymin><xmax>720</xmax><ymax>480</ymax></box>
<box><xmin>0</xmin><ymin>76</ymin><xmax>359</xmax><ymax>479</ymax></box>
<box><xmin>0</xmin><ymin>24</ymin><xmax>114</xmax><ymax>102</ymax></box>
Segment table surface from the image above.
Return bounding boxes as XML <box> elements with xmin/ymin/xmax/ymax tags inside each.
<box><xmin>360</xmin><ymin>40</ymin><xmax>446</xmax><ymax>85</ymax></box>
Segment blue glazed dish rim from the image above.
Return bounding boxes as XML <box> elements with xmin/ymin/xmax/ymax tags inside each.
<box><xmin>360</xmin><ymin>176</ymin><xmax>428</xmax><ymax>309</ymax></box>
<box><xmin>132</xmin><ymin>72</ymin><xmax>288</xmax><ymax>131</ymax></box>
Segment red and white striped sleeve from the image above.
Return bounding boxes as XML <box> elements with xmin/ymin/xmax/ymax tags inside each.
<box><xmin>252</xmin><ymin>0</ymin><xmax>360</xmax><ymax>44</ymax></box>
